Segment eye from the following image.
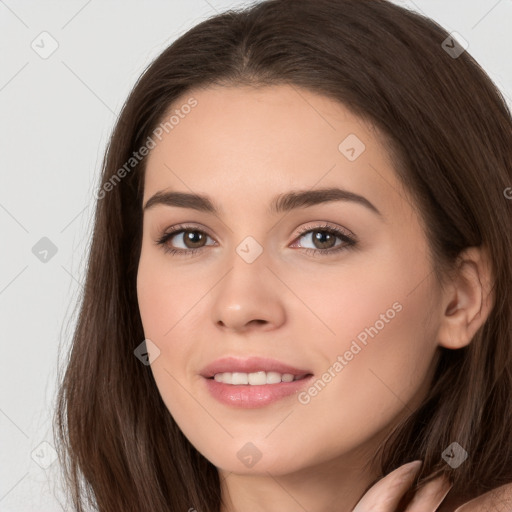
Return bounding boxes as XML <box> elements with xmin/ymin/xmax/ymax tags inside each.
<box><xmin>155</xmin><ymin>224</ymin><xmax>215</xmax><ymax>257</ymax></box>
<box><xmin>291</xmin><ymin>223</ymin><xmax>357</xmax><ymax>257</ymax></box>
<box><xmin>155</xmin><ymin>222</ymin><xmax>357</xmax><ymax>257</ymax></box>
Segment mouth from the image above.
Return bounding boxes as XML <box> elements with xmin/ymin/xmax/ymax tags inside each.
<box><xmin>207</xmin><ymin>371</ymin><xmax>313</xmax><ymax>385</ymax></box>
<box><xmin>200</xmin><ymin>356</ymin><xmax>313</xmax><ymax>382</ymax></box>
<box><xmin>203</xmin><ymin>371</ymin><xmax>315</xmax><ymax>408</ymax></box>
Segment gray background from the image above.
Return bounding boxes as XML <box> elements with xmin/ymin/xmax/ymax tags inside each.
<box><xmin>1</xmin><ymin>1</ymin><xmax>511</xmax><ymax>510</ymax></box>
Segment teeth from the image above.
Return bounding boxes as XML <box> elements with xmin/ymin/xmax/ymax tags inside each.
<box><xmin>213</xmin><ymin>371</ymin><xmax>300</xmax><ymax>385</ymax></box>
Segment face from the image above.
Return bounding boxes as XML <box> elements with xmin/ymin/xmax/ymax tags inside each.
<box><xmin>136</xmin><ymin>84</ymin><xmax>444</xmax><ymax>478</ymax></box>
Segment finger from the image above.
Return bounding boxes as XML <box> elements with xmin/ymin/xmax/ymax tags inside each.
<box><xmin>404</xmin><ymin>475</ymin><xmax>453</xmax><ymax>512</ymax></box>
<box><xmin>352</xmin><ymin>460</ymin><xmax>423</xmax><ymax>512</ymax></box>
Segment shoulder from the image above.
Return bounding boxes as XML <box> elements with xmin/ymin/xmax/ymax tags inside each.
<box><xmin>437</xmin><ymin>483</ymin><xmax>512</xmax><ymax>511</ymax></box>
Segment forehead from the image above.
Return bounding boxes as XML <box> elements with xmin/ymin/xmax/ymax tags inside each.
<box><xmin>142</xmin><ymin>84</ymin><xmax>414</xmax><ymax>222</ymax></box>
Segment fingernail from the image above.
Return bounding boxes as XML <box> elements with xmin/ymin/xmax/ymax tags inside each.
<box><xmin>404</xmin><ymin>460</ymin><xmax>423</xmax><ymax>472</ymax></box>
<box><xmin>396</xmin><ymin>460</ymin><xmax>423</xmax><ymax>479</ymax></box>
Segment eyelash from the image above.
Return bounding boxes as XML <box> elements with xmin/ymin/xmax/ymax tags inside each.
<box><xmin>155</xmin><ymin>223</ymin><xmax>357</xmax><ymax>258</ymax></box>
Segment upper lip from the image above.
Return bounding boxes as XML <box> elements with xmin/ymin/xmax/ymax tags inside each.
<box><xmin>200</xmin><ymin>356</ymin><xmax>313</xmax><ymax>378</ymax></box>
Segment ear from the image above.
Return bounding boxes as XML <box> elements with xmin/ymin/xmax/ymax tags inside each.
<box><xmin>436</xmin><ymin>246</ymin><xmax>495</xmax><ymax>350</ymax></box>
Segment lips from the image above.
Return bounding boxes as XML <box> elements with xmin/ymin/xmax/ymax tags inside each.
<box><xmin>200</xmin><ymin>356</ymin><xmax>313</xmax><ymax>379</ymax></box>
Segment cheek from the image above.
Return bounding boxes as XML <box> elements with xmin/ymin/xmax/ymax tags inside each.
<box><xmin>297</xmin><ymin>246</ymin><xmax>439</xmax><ymax>438</ymax></box>
<box><xmin>136</xmin><ymin>251</ymin><xmax>205</xmax><ymax>408</ymax></box>
<box><xmin>285</xmin><ymin>245</ymin><xmax>417</xmax><ymax>353</ymax></box>
<box><xmin>136</xmin><ymin>268</ymin><xmax>196</xmax><ymax>435</ymax></box>
<box><xmin>136</xmin><ymin>245</ymin><xmax>198</xmax><ymax>340</ymax></box>
<box><xmin>306</xmin><ymin>275</ymin><xmax>440</xmax><ymax>449</ymax></box>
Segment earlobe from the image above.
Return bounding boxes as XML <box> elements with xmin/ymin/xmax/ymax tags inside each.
<box><xmin>436</xmin><ymin>246</ymin><xmax>494</xmax><ymax>350</ymax></box>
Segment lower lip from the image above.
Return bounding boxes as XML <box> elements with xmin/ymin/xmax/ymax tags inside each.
<box><xmin>203</xmin><ymin>375</ymin><xmax>314</xmax><ymax>408</ymax></box>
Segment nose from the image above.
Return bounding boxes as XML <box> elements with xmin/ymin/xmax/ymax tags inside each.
<box><xmin>211</xmin><ymin>253</ymin><xmax>286</xmax><ymax>333</ymax></box>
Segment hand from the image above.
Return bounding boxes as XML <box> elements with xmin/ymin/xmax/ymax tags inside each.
<box><xmin>352</xmin><ymin>460</ymin><xmax>452</xmax><ymax>512</ymax></box>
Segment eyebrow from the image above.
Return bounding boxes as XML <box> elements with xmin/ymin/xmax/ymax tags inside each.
<box><xmin>143</xmin><ymin>187</ymin><xmax>382</xmax><ymax>217</ymax></box>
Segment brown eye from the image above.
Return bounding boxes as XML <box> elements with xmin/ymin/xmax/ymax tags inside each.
<box><xmin>156</xmin><ymin>225</ymin><xmax>215</xmax><ymax>256</ymax></box>
<box><xmin>180</xmin><ymin>230</ymin><xmax>208</xmax><ymax>249</ymax></box>
<box><xmin>292</xmin><ymin>224</ymin><xmax>357</xmax><ymax>256</ymax></box>
<box><xmin>309</xmin><ymin>230</ymin><xmax>338</xmax><ymax>250</ymax></box>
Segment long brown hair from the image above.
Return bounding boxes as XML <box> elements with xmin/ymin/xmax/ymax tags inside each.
<box><xmin>54</xmin><ymin>0</ymin><xmax>512</xmax><ymax>510</ymax></box>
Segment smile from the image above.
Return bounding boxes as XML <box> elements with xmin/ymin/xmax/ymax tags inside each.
<box><xmin>211</xmin><ymin>371</ymin><xmax>309</xmax><ymax>385</ymax></box>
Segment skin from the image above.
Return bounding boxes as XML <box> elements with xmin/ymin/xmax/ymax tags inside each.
<box><xmin>136</xmin><ymin>84</ymin><xmax>495</xmax><ymax>511</ymax></box>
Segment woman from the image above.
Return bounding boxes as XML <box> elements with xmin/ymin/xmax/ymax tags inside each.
<box><xmin>54</xmin><ymin>0</ymin><xmax>512</xmax><ymax>510</ymax></box>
